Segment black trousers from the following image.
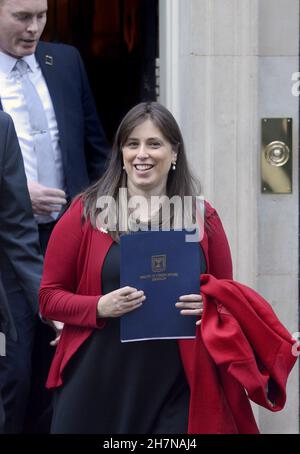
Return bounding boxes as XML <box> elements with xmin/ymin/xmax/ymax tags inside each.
<box><xmin>24</xmin><ymin>221</ymin><xmax>56</xmax><ymax>434</ymax></box>
<box><xmin>0</xmin><ymin>263</ymin><xmax>36</xmax><ymax>434</ymax></box>
<box><xmin>0</xmin><ymin>394</ymin><xmax>4</xmax><ymax>434</ymax></box>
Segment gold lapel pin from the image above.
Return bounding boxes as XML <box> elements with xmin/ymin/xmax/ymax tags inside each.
<box><xmin>45</xmin><ymin>55</ymin><xmax>53</xmax><ymax>66</ymax></box>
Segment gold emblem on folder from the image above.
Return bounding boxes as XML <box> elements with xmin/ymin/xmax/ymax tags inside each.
<box><xmin>152</xmin><ymin>255</ymin><xmax>166</xmax><ymax>273</ymax></box>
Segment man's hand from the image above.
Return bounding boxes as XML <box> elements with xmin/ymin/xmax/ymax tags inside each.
<box><xmin>28</xmin><ymin>181</ymin><xmax>67</xmax><ymax>215</ymax></box>
<box><xmin>47</xmin><ymin>320</ymin><xmax>64</xmax><ymax>347</ymax></box>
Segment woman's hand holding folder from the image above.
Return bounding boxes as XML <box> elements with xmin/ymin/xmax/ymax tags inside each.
<box><xmin>176</xmin><ymin>294</ymin><xmax>203</xmax><ymax>325</ymax></box>
<box><xmin>97</xmin><ymin>286</ymin><xmax>146</xmax><ymax>318</ymax></box>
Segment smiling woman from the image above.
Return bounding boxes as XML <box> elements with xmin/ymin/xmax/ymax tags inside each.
<box><xmin>0</xmin><ymin>0</ymin><xmax>47</xmax><ymax>58</ymax></box>
<box><xmin>122</xmin><ymin>119</ymin><xmax>177</xmax><ymax>197</ymax></box>
<box><xmin>38</xmin><ymin>102</ymin><xmax>235</xmax><ymax>434</ymax></box>
<box><xmin>82</xmin><ymin>101</ymin><xmax>200</xmax><ymax>242</ymax></box>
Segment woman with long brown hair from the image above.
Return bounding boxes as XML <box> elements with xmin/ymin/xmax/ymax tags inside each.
<box><xmin>40</xmin><ymin>102</ymin><xmax>233</xmax><ymax>434</ymax></box>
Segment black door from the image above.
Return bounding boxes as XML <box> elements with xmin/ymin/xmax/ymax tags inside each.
<box><xmin>43</xmin><ymin>0</ymin><xmax>158</xmax><ymax>143</ymax></box>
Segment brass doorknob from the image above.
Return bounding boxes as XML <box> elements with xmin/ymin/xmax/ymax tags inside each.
<box><xmin>264</xmin><ymin>141</ymin><xmax>290</xmax><ymax>167</ymax></box>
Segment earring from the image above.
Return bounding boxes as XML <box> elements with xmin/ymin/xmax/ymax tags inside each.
<box><xmin>172</xmin><ymin>162</ymin><xmax>177</xmax><ymax>171</ymax></box>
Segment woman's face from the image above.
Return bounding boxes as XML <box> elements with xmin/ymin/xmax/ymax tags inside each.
<box><xmin>122</xmin><ymin>119</ymin><xmax>177</xmax><ymax>197</ymax></box>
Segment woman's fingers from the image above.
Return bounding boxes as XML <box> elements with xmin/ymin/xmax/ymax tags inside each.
<box><xmin>123</xmin><ymin>290</ymin><xmax>145</xmax><ymax>303</ymax></box>
<box><xmin>176</xmin><ymin>302</ymin><xmax>202</xmax><ymax>309</ymax></box>
<box><xmin>123</xmin><ymin>296</ymin><xmax>146</xmax><ymax>310</ymax></box>
<box><xmin>119</xmin><ymin>286</ymin><xmax>138</xmax><ymax>297</ymax></box>
<box><xmin>116</xmin><ymin>287</ymin><xmax>146</xmax><ymax>312</ymax></box>
<box><xmin>179</xmin><ymin>309</ymin><xmax>202</xmax><ymax>316</ymax></box>
<box><xmin>119</xmin><ymin>287</ymin><xmax>146</xmax><ymax>305</ymax></box>
<box><xmin>97</xmin><ymin>287</ymin><xmax>146</xmax><ymax>318</ymax></box>
<box><xmin>50</xmin><ymin>335</ymin><xmax>61</xmax><ymax>347</ymax></box>
<box><xmin>121</xmin><ymin>300</ymin><xmax>144</xmax><ymax>315</ymax></box>
<box><xmin>179</xmin><ymin>294</ymin><xmax>203</xmax><ymax>302</ymax></box>
<box><xmin>176</xmin><ymin>298</ymin><xmax>203</xmax><ymax>326</ymax></box>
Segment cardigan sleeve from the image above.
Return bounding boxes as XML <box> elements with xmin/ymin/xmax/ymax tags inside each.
<box><xmin>39</xmin><ymin>199</ymin><xmax>101</xmax><ymax>328</ymax></box>
<box><xmin>205</xmin><ymin>202</ymin><xmax>233</xmax><ymax>279</ymax></box>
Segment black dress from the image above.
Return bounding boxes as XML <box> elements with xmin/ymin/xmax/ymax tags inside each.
<box><xmin>51</xmin><ymin>243</ymin><xmax>190</xmax><ymax>434</ymax></box>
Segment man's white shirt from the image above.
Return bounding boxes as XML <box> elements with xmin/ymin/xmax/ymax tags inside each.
<box><xmin>0</xmin><ymin>50</ymin><xmax>65</xmax><ymax>222</ymax></box>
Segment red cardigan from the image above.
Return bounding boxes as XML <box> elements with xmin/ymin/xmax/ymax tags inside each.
<box><xmin>39</xmin><ymin>199</ymin><xmax>297</xmax><ymax>434</ymax></box>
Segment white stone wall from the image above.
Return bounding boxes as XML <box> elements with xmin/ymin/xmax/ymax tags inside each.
<box><xmin>160</xmin><ymin>0</ymin><xmax>259</xmax><ymax>287</ymax></box>
<box><xmin>160</xmin><ymin>0</ymin><xmax>299</xmax><ymax>433</ymax></box>
<box><xmin>257</xmin><ymin>0</ymin><xmax>299</xmax><ymax>434</ymax></box>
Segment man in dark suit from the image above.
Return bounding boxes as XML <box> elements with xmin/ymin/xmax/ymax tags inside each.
<box><xmin>0</xmin><ymin>276</ymin><xmax>16</xmax><ymax>434</ymax></box>
<box><xmin>0</xmin><ymin>0</ymin><xmax>110</xmax><ymax>432</ymax></box>
<box><xmin>0</xmin><ymin>111</ymin><xmax>43</xmax><ymax>433</ymax></box>
<box><xmin>0</xmin><ymin>0</ymin><xmax>109</xmax><ymax>251</ymax></box>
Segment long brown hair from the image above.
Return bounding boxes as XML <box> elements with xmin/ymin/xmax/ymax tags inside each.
<box><xmin>81</xmin><ymin>102</ymin><xmax>201</xmax><ymax>241</ymax></box>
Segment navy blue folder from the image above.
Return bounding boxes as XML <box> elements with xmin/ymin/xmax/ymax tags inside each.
<box><xmin>120</xmin><ymin>230</ymin><xmax>204</xmax><ymax>342</ymax></box>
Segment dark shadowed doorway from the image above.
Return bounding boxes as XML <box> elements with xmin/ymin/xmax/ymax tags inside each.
<box><xmin>43</xmin><ymin>0</ymin><xmax>158</xmax><ymax>143</ymax></box>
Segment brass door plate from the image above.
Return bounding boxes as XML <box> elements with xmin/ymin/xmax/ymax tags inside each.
<box><xmin>261</xmin><ymin>118</ymin><xmax>292</xmax><ymax>194</ymax></box>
